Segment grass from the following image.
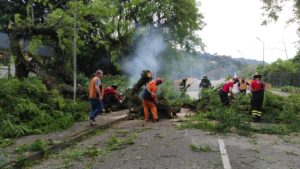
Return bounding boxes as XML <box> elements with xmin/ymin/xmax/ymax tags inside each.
<box><xmin>95</xmin><ymin>129</ymin><xmax>106</xmax><ymax>136</ymax></box>
<box><xmin>61</xmin><ymin>130</ymin><xmax>137</xmax><ymax>162</ymax></box>
<box><xmin>106</xmin><ymin>134</ymin><xmax>136</xmax><ymax>151</ymax></box>
<box><xmin>61</xmin><ymin>146</ymin><xmax>107</xmax><ymax>159</ymax></box>
<box><xmin>285</xmin><ymin>151</ymin><xmax>299</xmax><ymax>156</ymax></box>
<box><xmin>14</xmin><ymin>139</ymin><xmax>48</xmax><ymax>154</ymax></box>
<box><xmin>0</xmin><ymin>137</ymin><xmax>14</xmax><ymax>147</ymax></box>
<box><xmin>190</xmin><ymin>144</ymin><xmax>213</xmax><ymax>152</ymax></box>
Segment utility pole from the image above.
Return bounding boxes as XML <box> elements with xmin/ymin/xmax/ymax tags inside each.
<box><xmin>153</xmin><ymin>49</ymin><xmax>156</xmax><ymax>79</ymax></box>
<box><xmin>73</xmin><ymin>0</ymin><xmax>77</xmax><ymax>101</ymax></box>
<box><xmin>30</xmin><ymin>0</ymin><xmax>34</xmax><ymax>24</ymax></box>
<box><xmin>256</xmin><ymin>37</ymin><xmax>265</xmax><ymax>68</ymax></box>
<box><xmin>282</xmin><ymin>39</ymin><xmax>288</xmax><ymax>60</ymax></box>
<box><xmin>238</xmin><ymin>50</ymin><xmax>244</xmax><ymax>76</ymax></box>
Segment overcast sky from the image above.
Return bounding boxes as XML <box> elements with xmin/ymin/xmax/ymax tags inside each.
<box><xmin>197</xmin><ymin>0</ymin><xmax>299</xmax><ymax>63</ymax></box>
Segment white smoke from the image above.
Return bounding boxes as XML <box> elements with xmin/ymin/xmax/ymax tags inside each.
<box><xmin>122</xmin><ymin>29</ymin><xmax>166</xmax><ymax>86</ymax></box>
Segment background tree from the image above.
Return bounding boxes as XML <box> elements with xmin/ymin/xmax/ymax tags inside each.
<box><xmin>1</xmin><ymin>0</ymin><xmax>204</xmax><ymax>82</ymax></box>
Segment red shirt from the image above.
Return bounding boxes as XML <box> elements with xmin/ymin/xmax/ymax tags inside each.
<box><xmin>251</xmin><ymin>80</ymin><xmax>265</xmax><ymax>92</ymax></box>
<box><xmin>104</xmin><ymin>86</ymin><xmax>117</xmax><ymax>95</ymax></box>
<box><xmin>222</xmin><ymin>81</ymin><xmax>234</xmax><ymax>93</ymax></box>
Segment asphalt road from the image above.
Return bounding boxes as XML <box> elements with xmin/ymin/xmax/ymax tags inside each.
<box><xmin>31</xmin><ymin>118</ymin><xmax>300</xmax><ymax>169</ymax></box>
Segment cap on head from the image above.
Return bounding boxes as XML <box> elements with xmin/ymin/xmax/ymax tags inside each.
<box><xmin>112</xmin><ymin>84</ymin><xmax>118</xmax><ymax>89</ymax></box>
<box><xmin>253</xmin><ymin>72</ymin><xmax>262</xmax><ymax>79</ymax></box>
<box><xmin>203</xmin><ymin>75</ymin><xmax>207</xmax><ymax>79</ymax></box>
<box><xmin>156</xmin><ymin>77</ymin><xmax>163</xmax><ymax>85</ymax></box>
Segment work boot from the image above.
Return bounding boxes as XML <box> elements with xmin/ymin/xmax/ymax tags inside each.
<box><xmin>89</xmin><ymin>117</ymin><xmax>97</xmax><ymax>126</ymax></box>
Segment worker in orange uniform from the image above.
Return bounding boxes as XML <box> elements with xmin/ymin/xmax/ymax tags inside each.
<box><xmin>141</xmin><ymin>78</ymin><xmax>163</xmax><ymax>122</ymax></box>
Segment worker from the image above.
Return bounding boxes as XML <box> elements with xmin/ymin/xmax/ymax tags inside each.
<box><xmin>88</xmin><ymin>70</ymin><xmax>104</xmax><ymax>125</ymax></box>
<box><xmin>238</xmin><ymin>78</ymin><xmax>250</xmax><ymax>94</ymax></box>
<box><xmin>250</xmin><ymin>73</ymin><xmax>265</xmax><ymax>121</ymax></box>
<box><xmin>199</xmin><ymin>75</ymin><xmax>211</xmax><ymax>89</ymax></box>
<box><xmin>103</xmin><ymin>84</ymin><xmax>124</xmax><ymax>113</ymax></box>
<box><xmin>141</xmin><ymin>77</ymin><xmax>163</xmax><ymax>122</ymax></box>
<box><xmin>219</xmin><ymin>77</ymin><xmax>239</xmax><ymax>106</ymax></box>
<box><xmin>179</xmin><ymin>78</ymin><xmax>187</xmax><ymax>91</ymax></box>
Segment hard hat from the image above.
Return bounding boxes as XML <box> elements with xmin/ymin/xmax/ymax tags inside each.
<box><xmin>156</xmin><ymin>78</ymin><xmax>163</xmax><ymax>85</ymax></box>
<box><xmin>203</xmin><ymin>75</ymin><xmax>207</xmax><ymax>79</ymax></box>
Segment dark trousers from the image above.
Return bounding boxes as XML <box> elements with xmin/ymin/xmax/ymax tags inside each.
<box><xmin>219</xmin><ymin>90</ymin><xmax>229</xmax><ymax>106</ymax></box>
<box><xmin>240</xmin><ymin>90</ymin><xmax>247</xmax><ymax>94</ymax></box>
<box><xmin>250</xmin><ymin>90</ymin><xmax>264</xmax><ymax>111</ymax></box>
<box><xmin>89</xmin><ymin>99</ymin><xmax>103</xmax><ymax>119</ymax></box>
<box><xmin>103</xmin><ymin>94</ymin><xmax>119</xmax><ymax>110</ymax></box>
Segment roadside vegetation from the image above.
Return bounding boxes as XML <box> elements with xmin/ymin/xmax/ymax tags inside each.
<box><xmin>280</xmin><ymin>86</ymin><xmax>300</xmax><ymax>94</ymax></box>
<box><xmin>180</xmin><ymin>88</ymin><xmax>300</xmax><ymax>135</ymax></box>
<box><xmin>0</xmin><ymin>77</ymin><xmax>89</xmax><ymax>140</ymax></box>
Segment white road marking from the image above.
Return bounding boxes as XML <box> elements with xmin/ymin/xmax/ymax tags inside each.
<box><xmin>218</xmin><ymin>139</ymin><xmax>232</xmax><ymax>169</ymax></box>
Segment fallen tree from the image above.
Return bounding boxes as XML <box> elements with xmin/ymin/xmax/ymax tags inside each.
<box><xmin>7</xmin><ymin>24</ymin><xmax>89</xmax><ymax>98</ymax></box>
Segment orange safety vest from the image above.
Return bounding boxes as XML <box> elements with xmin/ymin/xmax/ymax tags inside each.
<box><xmin>142</xmin><ymin>81</ymin><xmax>158</xmax><ymax>101</ymax></box>
<box><xmin>89</xmin><ymin>76</ymin><xmax>103</xmax><ymax>99</ymax></box>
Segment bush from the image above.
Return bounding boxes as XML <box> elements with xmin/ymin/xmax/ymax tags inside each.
<box><xmin>281</xmin><ymin>86</ymin><xmax>300</xmax><ymax>94</ymax></box>
<box><xmin>159</xmin><ymin>80</ymin><xmax>191</xmax><ymax>107</ymax></box>
<box><xmin>196</xmin><ymin>88</ymin><xmax>222</xmax><ymax>111</ymax></box>
<box><xmin>0</xmin><ymin>78</ymin><xmax>89</xmax><ymax>138</ymax></box>
<box><xmin>182</xmin><ymin>89</ymin><xmax>300</xmax><ymax>135</ymax></box>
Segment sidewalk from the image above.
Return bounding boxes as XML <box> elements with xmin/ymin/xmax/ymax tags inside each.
<box><xmin>0</xmin><ymin>110</ymin><xmax>128</xmax><ymax>168</ymax></box>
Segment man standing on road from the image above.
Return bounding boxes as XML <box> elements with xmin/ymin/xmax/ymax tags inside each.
<box><xmin>141</xmin><ymin>77</ymin><xmax>163</xmax><ymax>122</ymax></box>
<box><xmin>250</xmin><ymin>73</ymin><xmax>265</xmax><ymax>121</ymax></box>
<box><xmin>219</xmin><ymin>77</ymin><xmax>239</xmax><ymax>106</ymax></box>
<box><xmin>88</xmin><ymin>70</ymin><xmax>104</xmax><ymax>125</ymax></box>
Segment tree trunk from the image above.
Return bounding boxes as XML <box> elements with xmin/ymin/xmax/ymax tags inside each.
<box><xmin>8</xmin><ymin>32</ymin><xmax>29</xmax><ymax>78</ymax></box>
<box><xmin>8</xmin><ymin>25</ymin><xmax>67</xmax><ymax>80</ymax></box>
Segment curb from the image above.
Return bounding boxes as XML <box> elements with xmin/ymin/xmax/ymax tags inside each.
<box><xmin>1</xmin><ymin>113</ymin><xmax>128</xmax><ymax>169</ymax></box>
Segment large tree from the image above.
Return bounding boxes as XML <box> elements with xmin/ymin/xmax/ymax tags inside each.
<box><xmin>0</xmin><ymin>0</ymin><xmax>204</xmax><ymax>80</ymax></box>
<box><xmin>261</xmin><ymin>0</ymin><xmax>300</xmax><ymax>30</ymax></box>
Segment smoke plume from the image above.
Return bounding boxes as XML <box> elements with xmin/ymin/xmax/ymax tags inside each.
<box><xmin>122</xmin><ymin>29</ymin><xmax>166</xmax><ymax>86</ymax></box>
